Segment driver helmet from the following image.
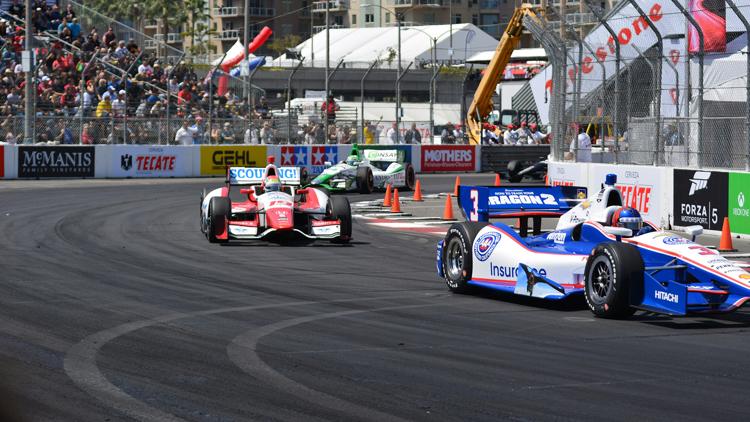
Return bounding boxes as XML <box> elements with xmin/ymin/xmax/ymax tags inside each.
<box><xmin>345</xmin><ymin>155</ymin><xmax>359</xmax><ymax>166</ymax></box>
<box><xmin>264</xmin><ymin>175</ymin><xmax>281</xmax><ymax>192</ymax></box>
<box><xmin>612</xmin><ymin>207</ymin><xmax>643</xmax><ymax>232</ymax></box>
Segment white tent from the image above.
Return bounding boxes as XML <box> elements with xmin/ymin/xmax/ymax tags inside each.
<box><xmin>272</xmin><ymin>23</ymin><xmax>499</xmax><ymax>69</ymax></box>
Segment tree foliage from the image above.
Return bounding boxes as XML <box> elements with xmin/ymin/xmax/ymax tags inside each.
<box><xmin>267</xmin><ymin>34</ymin><xmax>302</xmax><ymax>56</ymax></box>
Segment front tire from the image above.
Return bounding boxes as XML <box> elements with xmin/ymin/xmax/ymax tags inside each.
<box><xmin>584</xmin><ymin>242</ymin><xmax>642</xmax><ymax>318</ymax></box>
<box><xmin>507</xmin><ymin>160</ymin><xmax>522</xmax><ymax>183</ymax></box>
<box><xmin>329</xmin><ymin>196</ymin><xmax>352</xmax><ymax>244</ymax></box>
<box><xmin>356</xmin><ymin>166</ymin><xmax>374</xmax><ymax>194</ymax></box>
<box><xmin>208</xmin><ymin>197</ymin><xmax>231</xmax><ymax>244</ymax></box>
<box><xmin>403</xmin><ymin>163</ymin><xmax>416</xmax><ymax>191</ymax></box>
<box><xmin>442</xmin><ymin>222</ymin><xmax>489</xmax><ymax>293</ymax></box>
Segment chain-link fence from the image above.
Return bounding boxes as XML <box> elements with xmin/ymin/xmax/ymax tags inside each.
<box><xmin>530</xmin><ymin>1</ymin><xmax>750</xmax><ymax>170</ymax></box>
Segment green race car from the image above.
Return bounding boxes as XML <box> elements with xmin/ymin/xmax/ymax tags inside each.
<box><xmin>310</xmin><ymin>145</ymin><xmax>416</xmax><ymax>193</ymax></box>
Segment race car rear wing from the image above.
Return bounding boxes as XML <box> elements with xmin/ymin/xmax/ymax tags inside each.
<box><xmin>458</xmin><ymin>185</ymin><xmax>587</xmax><ymax>223</ymax></box>
<box><xmin>227</xmin><ymin>166</ymin><xmax>302</xmax><ymax>186</ymax></box>
<box><xmin>362</xmin><ymin>148</ymin><xmax>402</xmax><ymax>162</ymax></box>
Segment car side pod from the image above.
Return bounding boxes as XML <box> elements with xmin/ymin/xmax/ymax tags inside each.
<box><xmin>514</xmin><ymin>263</ymin><xmax>566</xmax><ymax>299</ymax></box>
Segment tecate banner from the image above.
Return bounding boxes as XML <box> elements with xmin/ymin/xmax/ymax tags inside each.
<box><xmin>673</xmin><ymin>169</ymin><xmax>728</xmax><ymax>230</ymax></box>
<box><xmin>421</xmin><ymin>145</ymin><xmax>475</xmax><ymax>172</ymax></box>
<box><xmin>589</xmin><ymin>165</ymin><xmax>662</xmax><ymax>225</ymax></box>
<box><xmin>111</xmin><ymin>146</ymin><xmax>191</xmax><ymax>178</ymax></box>
<box><xmin>18</xmin><ymin>146</ymin><xmax>95</xmax><ymax>178</ymax></box>
<box><xmin>200</xmin><ymin>145</ymin><xmax>267</xmax><ymax>176</ymax></box>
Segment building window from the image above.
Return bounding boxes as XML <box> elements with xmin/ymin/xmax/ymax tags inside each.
<box><xmin>453</xmin><ymin>14</ymin><xmax>461</xmax><ymax>24</ymax></box>
<box><xmin>352</xmin><ymin>14</ymin><xmax>357</xmax><ymax>25</ymax></box>
<box><xmin>472</xmin><ymin>14</ymin><xmax>479</xmax><ymax>25</ymax></box>
<box><xmin>385</xmin><ymin>13</ymin><xmax>390</xmax><ymax>23</ymax></box>
<box><xmin>334</xmin><ymin>15</ymin><xmax>343</xmax><ymax>25</ymax></box>
<box><xmin>365</xmin><ymin>13</ymin><xmax>374</xmax><ymax>23</ymax></box>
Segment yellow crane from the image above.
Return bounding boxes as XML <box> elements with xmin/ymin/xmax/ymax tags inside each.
<box><xmin>467</xmin><ymin>4</ymin><xmax>544</xmax><ymax>145</ymax></box>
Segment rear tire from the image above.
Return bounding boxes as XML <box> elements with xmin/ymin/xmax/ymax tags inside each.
<box><xmin>442</xmin><ymin>222</ymin><xmax>489</xmax><ymax>293</ymax></box>
<box><xmin>584</xmin><ymin>242</ymin><xmax>641</xmax><ymax>318</ymax></box>
<box><xmin>507</xmin><ymin>160</ymin><xmax>522</xmax><ymax>183</ymax></box>
<box><xmin>329</xmin><ymin>196</ymin><xmax>352</xmax><ymax>244</ymax></box>
<box><xmin>356</xmin><ymin>166</ymin><xmax>374</xmax><ymax>194</ymax></box>
<box><xmin>403</xmin><ymin>163</ymin><xmax>416</xmax><ymax>191</ymax></box>
<box><xmin>208</xmin><ymin>197</ymin><xmax>231</xmax><ymax>244</ymax></box>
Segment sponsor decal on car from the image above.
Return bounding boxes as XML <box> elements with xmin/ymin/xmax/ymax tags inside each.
<box><xmin>488</xmin><ymin>190</ymin><xmax>559</xmax><ymax>206</ymax></box>
<box><xmin>364</xmin><ymin>149</ymin><xmax>398</xmax><ymax>162</ymax></box>
<box><xmin>474</xmin><ymin>232</ymin><xmax>501</xmax><ymax>261</ymax></box>
<box><xmin>490</xmin><ymin>263</ymin><xmax>547</xmax><ymax>278</ymax></box>
<box><xmin>421</xmin><ymin>145</ymin><xmax>475</xmax><ymax>172</ymax></box>
<box><xmin>547</xmin><ymin>232</ymin><xmax>567</xmax><ymax>244</ymax></box>
<box><xmin>18</xmin><ymin>146</ymin><xmax>95</xmax><ymax>178</ymax></box>
<box><xmin>662</xmin><ymin>236</ymin><xmax>692</xmax><ymax>245</ymax></box>
<box><xmin>655</xmin><ymin>290</ymin><xmax>679</xmax><ymax>303</ymax></box>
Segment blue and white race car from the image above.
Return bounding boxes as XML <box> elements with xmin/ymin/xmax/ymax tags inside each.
<box><xmin>436</xmin><ymin>174</ymin><xmax>750</xmax><ymax>318</ymax></box>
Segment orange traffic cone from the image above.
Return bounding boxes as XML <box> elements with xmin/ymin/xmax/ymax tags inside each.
<box><xmin>494</xmin><ymin>173</ymin><xmax>501</xmax><ymax>186</ymax></box>
<box><xmin>453</xmin><ymin>176</ymin><xmax>461</xmax><ymax>196</ymax></box>
<box><xmin>413</xmin><ymin>179</ymin><xmax>423</xmax><ymax>201</ymax></box>
<box><xmin>391</xmin><ymin>189</ymin><xmax>402</xmax><ymax>213</ymax></box>
<box><xmin>718</xmin><ymin>217</ymin><xmax>737</xmax><ymax>252</ymax></box>
<box><xmin>383</xmin><ymin>184</ymin><xmax>392</xmax><ymax>207</ymax></box>
<box><xmin>442</xmin><ymin>194</ymin><xmax>455</xmax><ymax>220</ymax></box>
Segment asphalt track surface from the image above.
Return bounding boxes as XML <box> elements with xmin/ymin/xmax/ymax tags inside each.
<box><xmin>1</xmin><ymin>174</ymin><xmax>749</xmax><ymax>422</ymax></box>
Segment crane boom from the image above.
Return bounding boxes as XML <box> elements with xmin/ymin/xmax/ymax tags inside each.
<box><xmin>467</xmin><ymin>4</ymin><xmax>543</xmax><ymax>145</ymax></box>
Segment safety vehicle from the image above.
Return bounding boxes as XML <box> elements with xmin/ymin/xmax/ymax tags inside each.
<box><xmin>309</xmin><ymin>145</ymin><xmax>416</xmax><ymax>194</ymax></box>
<box><xmin>436</xmin><ymin>174</ymin><xmax>750</xmax><ymax>318</ymax></box>
<box><xmin>200</xmin><ymin>160</ymin><xmax>352</xmax><ymax>244</ymax></box>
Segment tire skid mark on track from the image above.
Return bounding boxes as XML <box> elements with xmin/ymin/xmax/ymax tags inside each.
<box><xmin>64</xmin><ymin>294</ymin><xmax>443</xmax><ymax>422</ymax></box>
<box><xmin>227</xmin><ymin>303</ymin><xmax>440</xmax><ymax>422</ymax></box>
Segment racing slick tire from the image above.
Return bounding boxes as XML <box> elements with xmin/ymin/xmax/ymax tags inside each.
<box><xmin>403</xmin><ymin>163</ymin><xmax>416</xmax><ymax>191</ymax></box>
<box><xmin>208</xmin><ymin>197</ymin><xmax>231</xmax><ymax>244</ymax></box>
<box><xmin>584</xmin><ymin>242</ymin><xmax>642</xmax><ymax>318</ymax></box>
<box><xmin>200</xmin><ymin>188</ymin><xmax>207</xmax><ymax>227</ymax></box>
<box><xmin>507</xmin><ymin>160</ymin><xmax>523</xmax><ymax>183</ymax></box>
<box><xmin>442</xmin><ymin>222</ymin><xmax>489</xmax><ymax>293</ymax></box>
<box><xmin>329</xmin><ymin>196</ymin><xmax>352</xmax><ymax>244</ymax></box>
<box><xmin>356</xmin><ymin>166</ymin><xmax>374</xmax><ymax>194</ymax></box>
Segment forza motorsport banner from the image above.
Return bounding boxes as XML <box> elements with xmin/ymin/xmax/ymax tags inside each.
<box><xmin>18</xmin><ymin>146</ymin><xmax>95</xmax><ymax>178</ymax></box>
<box><xmin>110</xmin><ymin>146</ymin><xmax>191</xmax><ymax>178</ymax></box>
<box><xmin>673</xmin><ymin>169</ymin><xmax>727</xmax><ymax>230</ymax></box>
<box><xmin>421</xmin><ymin>145</ymin><xmax>475</xmax><ymax>172</ymax></box>
<box><xmin>728</xmin><ymin>172</ymin><xmax>750</xmax><ymax>235</ymax></box>
<box><xmin>200</xmin><ymin>145</ymin><xmax>267</xmax><ymax>176</ymax></box>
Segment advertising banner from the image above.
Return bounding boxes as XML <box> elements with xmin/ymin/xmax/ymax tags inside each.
<box><xmin>588</xmin><ymin>164</ymin><xmax>664</xmax><ymax>225</ymax></box>
<box><xmin>421</xmin><ymin>145</ymin><xmax>475</xmax><ymax>172</ymax></box>
<box><xmin>728</xmin><ymin>172</ymin><xmax>750</xmax><ymax>235</ymax></box>
<box><xmin>0</xmin><ymin>145</ymin><xmax>4</xmax><ymax>178</ymax></box>
<box><xmin>547</xmin><ymin>161</ymin><xmax>586</xmax><ymax>187</ymax></box>
<box><xmin>278</xmin><ymin>145</ymin><xmax>339</xmax><ymax>175</ymax></box>
<box><xmin>673</xmin><ymin>169</ymin><xmax>727</xmax><ymax>230</ymax></box>
<box><xmin>200</xmin><ymin>145</ymin><xmax>267</xmax><ymax>176</ymax></box>
<box><xmin>688</xmin><ymin>0</ymin><xmax>726</xmax><ymax>54</ymax></box>
<box><xmin>110</xmin><ymin>146</ymin><xmax>192</xmax><ymax>178</ymax></box>
<box><xmin>361</xmin><ymin>144</ymin><xmax>413</xmax><ymax>164</ymax></box>
<box><xmin>18</xmin><ymin>146</ymin><xmax>95</xmax><ymax>178</ymax></box>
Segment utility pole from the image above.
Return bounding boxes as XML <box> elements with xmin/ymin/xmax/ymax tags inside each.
<box><xmin>449</xmin><ymin>0</ymin><xmax>453</xmax><ymax>64</ymax></box>
<box><xmin>243</xmin><ymin>0</ymin><xmax>250</xmax><ymax>112</ymax></box>
<box><xmin>24</xmin><ymin>0</ymin><xmax>32</xmax><ymax>143</ymax></box>
<box><xmin>396</xmin><ymin>12</ymin><xmax>402</xmax><ymax>139</ymax></box>
<box><xmin>324</xmin><ymin>1</ymin><xmax>330</xmax><ymax>139</ymax></box>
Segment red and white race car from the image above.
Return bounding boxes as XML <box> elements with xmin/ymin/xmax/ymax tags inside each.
<box><xmin>200</xmin><ymin>160</ymin><xmax>351</xmax><ymax>244</ymax></box>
